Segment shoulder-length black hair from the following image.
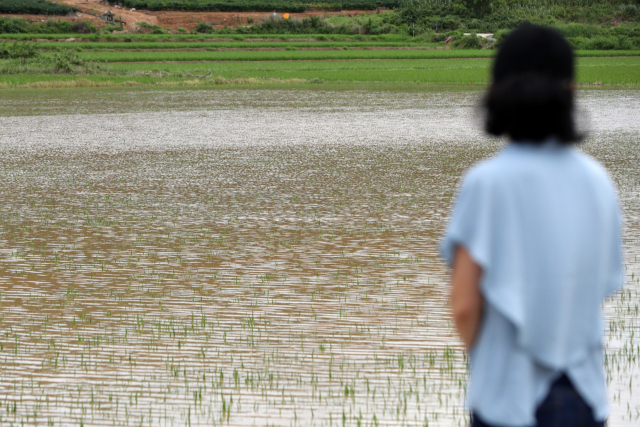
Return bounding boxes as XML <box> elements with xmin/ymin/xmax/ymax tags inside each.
<box><xmin>484</xmin><ymin>25</ymin><xmax>582</xmax><ymax>144</ymax></box>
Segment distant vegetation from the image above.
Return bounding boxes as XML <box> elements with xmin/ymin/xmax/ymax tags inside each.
<box><xmin>0</xmin><ymin>0</ymin><xmax>638</xmax><ymax>50</ymax></box>
<box><xmin>102</xmin><ymin>0</ymin><xmax>640</xmax><ymax>19</ymax></box>
<box><xmin>105</xmin><ymin>0</ymin><xmax>401</xmax><ymax>12</ymax></box>
<box><xmin>232</xmin><ymin>0</ymin><xmax>640</xmax><ymax>34</ymax></box>
<box><xmin>0</xmin><ymin>41</ymin><xmax>114</xmax><ymax>76</ymax></box>
<box><xmin>219</xmin><ymin>0</ymin><xmax>640</xmax><ymax>50</ymax></box>
<box><xmin>0</xmin><ymin>0</ymin><xmax>78</xmax><ymax>15</ymax></box>
<box><xmin>0</xmin><ymin>17</ymin><xmax>98</xmax><ymax>34</ymax></box>
<box><xmin>395</xmin><ymin>0</ymin><xmax>640</xmax><ymax>32</ymax></box>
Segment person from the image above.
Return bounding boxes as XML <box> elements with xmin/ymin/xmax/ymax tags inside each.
<box><xmin>440</xmin><ymin>25</ymin><xmax>624</xmax><ymax>427</ymax></box>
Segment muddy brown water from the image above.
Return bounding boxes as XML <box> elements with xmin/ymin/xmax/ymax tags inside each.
<box><xmin>0</xmin><ymin>87</ymin><xmax>638</xmax><ymax>426</ymax></box>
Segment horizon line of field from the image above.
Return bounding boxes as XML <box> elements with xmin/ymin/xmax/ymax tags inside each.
<box><xmin>73</xmin><ymin>50</ymin><xmax>640</xmax><ymax>62</ymax></box>
<box><xmin>106</xmin><ymin>55</ymin><xmax>640</xmax><ymax>63</ymax></box>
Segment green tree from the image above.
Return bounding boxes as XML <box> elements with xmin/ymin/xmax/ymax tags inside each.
<box><xmin>464</xmin><ymin>0</ymin><xmax>492</xmax><ymax>15</ymax></box>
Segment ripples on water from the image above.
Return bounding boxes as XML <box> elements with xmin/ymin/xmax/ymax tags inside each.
<box><xmin>0</xmin><ymin>88</ymin><xmax>638</xmax><ymax>426</ymax></box>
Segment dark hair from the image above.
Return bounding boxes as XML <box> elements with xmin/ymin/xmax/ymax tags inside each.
<box><xmin>484</xmin><ymin>25</ymin><xmax>581</xmax><ymax>144</ymax></box>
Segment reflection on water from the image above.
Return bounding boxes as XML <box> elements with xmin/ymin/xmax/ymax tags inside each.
<box><xmin>0</xmin><ymin>88</ymin><xmax>638</xmax><ymax>426</ymax></box>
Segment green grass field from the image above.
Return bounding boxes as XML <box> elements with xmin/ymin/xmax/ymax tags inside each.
<box><xmin>3</xmin><ymin>56</ymin><xmax>639</xmax><ymax>87</ymax></box>
<box><xmin>36</xmin><ymin>41</ymin><xmax>441</xmax><ymax>51</ymax></box>
<box><xmin>2</xmin><ymin>32</ymin><xmax>639</xmax><ymax>89</ymax></box>
<box><xmin>117</xmin><ymin>57</ymin><xmax>640</xmax><ymax>84</ymax></box>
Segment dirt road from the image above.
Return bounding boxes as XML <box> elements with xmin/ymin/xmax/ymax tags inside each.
<box><xmin>53</xmin><ymin>0</ymin><xmax>158</xmax><ymax>28</ymax></box>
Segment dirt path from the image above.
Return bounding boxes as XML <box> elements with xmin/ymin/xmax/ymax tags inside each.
<box><xmin>152</xmin><ymin>9</ymin><xmax>377</xmax><ymax>31</ymax></box>
<box><xmin>54</xmin><ymin>0</ymin><xmax>158</xmax><ymax>28</ymax></box>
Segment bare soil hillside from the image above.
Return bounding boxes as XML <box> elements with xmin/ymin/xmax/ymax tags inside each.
<box><xmin>49</xmin><ymin>0</ymin><xmax>377</xmax><ymax>31</ymax></box>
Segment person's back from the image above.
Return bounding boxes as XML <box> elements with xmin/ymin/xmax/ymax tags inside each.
<box><xmin>440</xmin><ymin>25</ymin><xmax>623</xmax><ymax>427</ymax></box>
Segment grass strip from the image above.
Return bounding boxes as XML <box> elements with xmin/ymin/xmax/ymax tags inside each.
<box><xmin>35</xmin><ymin>41</ymin><xmax>442</xmax><ymax>51</ymax></box>
<box><xmin>116</xmin><ymin>57</ymin><xmax>640</xmax><ymax>84</ymax></box>
<box><xmin>70</xmin><ymin>49</ymin><xmax>640</xmax><ymax>63</ymax></box>
<box><xmin>75</xmin><ymin>49</ymin><xmax>493</xmax><ymax>62</ymax></box>
<box><xmin>3</xmin><ymin>57</ymin><xmax>639</xmax><ymax>87</ymax></box>
<box><xmin>111</xmin><ymin>57</ymin><xmax>492</xmax><ymax>83</ymax></box>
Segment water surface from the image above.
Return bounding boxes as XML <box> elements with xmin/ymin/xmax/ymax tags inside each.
<box><xmin>0</xmin><ymin>87</ymin><xmax>638</xmax><ymax>427</ymax></box>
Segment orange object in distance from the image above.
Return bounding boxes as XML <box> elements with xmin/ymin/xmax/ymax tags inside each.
<box><xmin>283</xmin><ymin>13</ymin><xmax>290</xmax><ymax>19</ymax></box>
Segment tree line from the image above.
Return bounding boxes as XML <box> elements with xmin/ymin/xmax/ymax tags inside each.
<box><xmin>0</xmin><ymin>0</ymin><xmax>78</xmax><ymax>15</ymax></box>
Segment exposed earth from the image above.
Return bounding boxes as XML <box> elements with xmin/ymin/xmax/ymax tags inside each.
<box><xmin>43</xmin><ymin>0</ymin><xmax>379</xmax><ymax>32</ymax></box>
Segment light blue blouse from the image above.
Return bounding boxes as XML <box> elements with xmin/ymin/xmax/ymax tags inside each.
<box><xmin>441</xmin><ymin>141</ymin><xmax>624</xmax><ymax>426</ymax></box>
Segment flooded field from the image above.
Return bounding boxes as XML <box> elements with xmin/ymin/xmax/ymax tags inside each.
<box><xmin>0</xmin><ymin>87</ymin><xmax>638</xmax><ymax>427</ymax></box>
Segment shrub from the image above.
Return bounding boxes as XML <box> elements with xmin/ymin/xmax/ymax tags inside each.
<box><xmin>0</xmin><ymin>0</ymin><xmax>77</xmax><ymax>15</ymax></box>
<box><xmin>246</xmin><ymin>15</ymin><xmax>339</xmax><ymax>34</ymax></box>
<box><xmin>52</xmin><ymin>50</ymin><xmax>88</xmax><ymax>73</ymax></box>
<box><xmin>493</xmin><ymin>28</ymin><xmax>511</xmax><ymax>46</ymax></box>
<box><xmin>0</xmin><ymin>17</ymin><xmax>26</xmax><ymax>33</ymax></box>
<box><xmin>104</xmin><ymin>25</ymin><xmax>125</xmax><ymax>33</ymax></box>
<box><xmin>72</xmin><ymin>21</ymin><xmax>98</xmax><ymax>35</ymax></box>
<box><xmin>453</xmin><ymin>32</ymin><xmax>482</xmax><ymax>49</ymax></box>
<box><xmin>618</xmin><ymin>4</ymin><xmax>640</xmax><ymax>20</ymax></box>
<box><xmin>583</xmin><ymin>36</ymin><xmax>620</xmax><ymax>50</ymax></box>
<box><xmin>611</xmin><ymin>25</ymin><xmax>640</xmax><ymax>38</ymax></box>
<box><xmin>0</xmin><ymin>17</ymin><xmax>98</xmax><ymax>34</ymax></box>
<box><xmin>0</xmin><ymin>48</ymin><xmax>107</xmax><ymax>75</ymax></box>
<box><xmin>619</xmin><ymin>36</ymin><xmax>636</xmax><ymax>49</ymax></box>
<box><xmin>0</xmin><ymin>42</ymin><xmax>38</xmax><ymax>63</ymax></box>
<box><xmin>556</xmin><ymin>23</ymin><xmax>602</xmax><ymax>38</ymax></box>
<box><xmin>464</xmin><ymin>0</ymin><xmax>491</xmax><ymax>16</ymax></box>
<box><xmin>195</xmin><ymin>22</ymin><xmax>214</xmax><ymax>33</ymax></box>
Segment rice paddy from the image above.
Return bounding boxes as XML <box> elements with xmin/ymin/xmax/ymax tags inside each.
<box><xmin>107</xmin><ymin>56</ymin><xmax>640</xmax><ymax>85</ymax></box>
<box><xmin>3</xmin><ymin>55</ymin><xmax>640</xmax><ymax>88</ymax></box>
<box><xmin>0</xmin><ymin>87</ymin><xmax>638</xmax><ymax>427</ymax></box>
